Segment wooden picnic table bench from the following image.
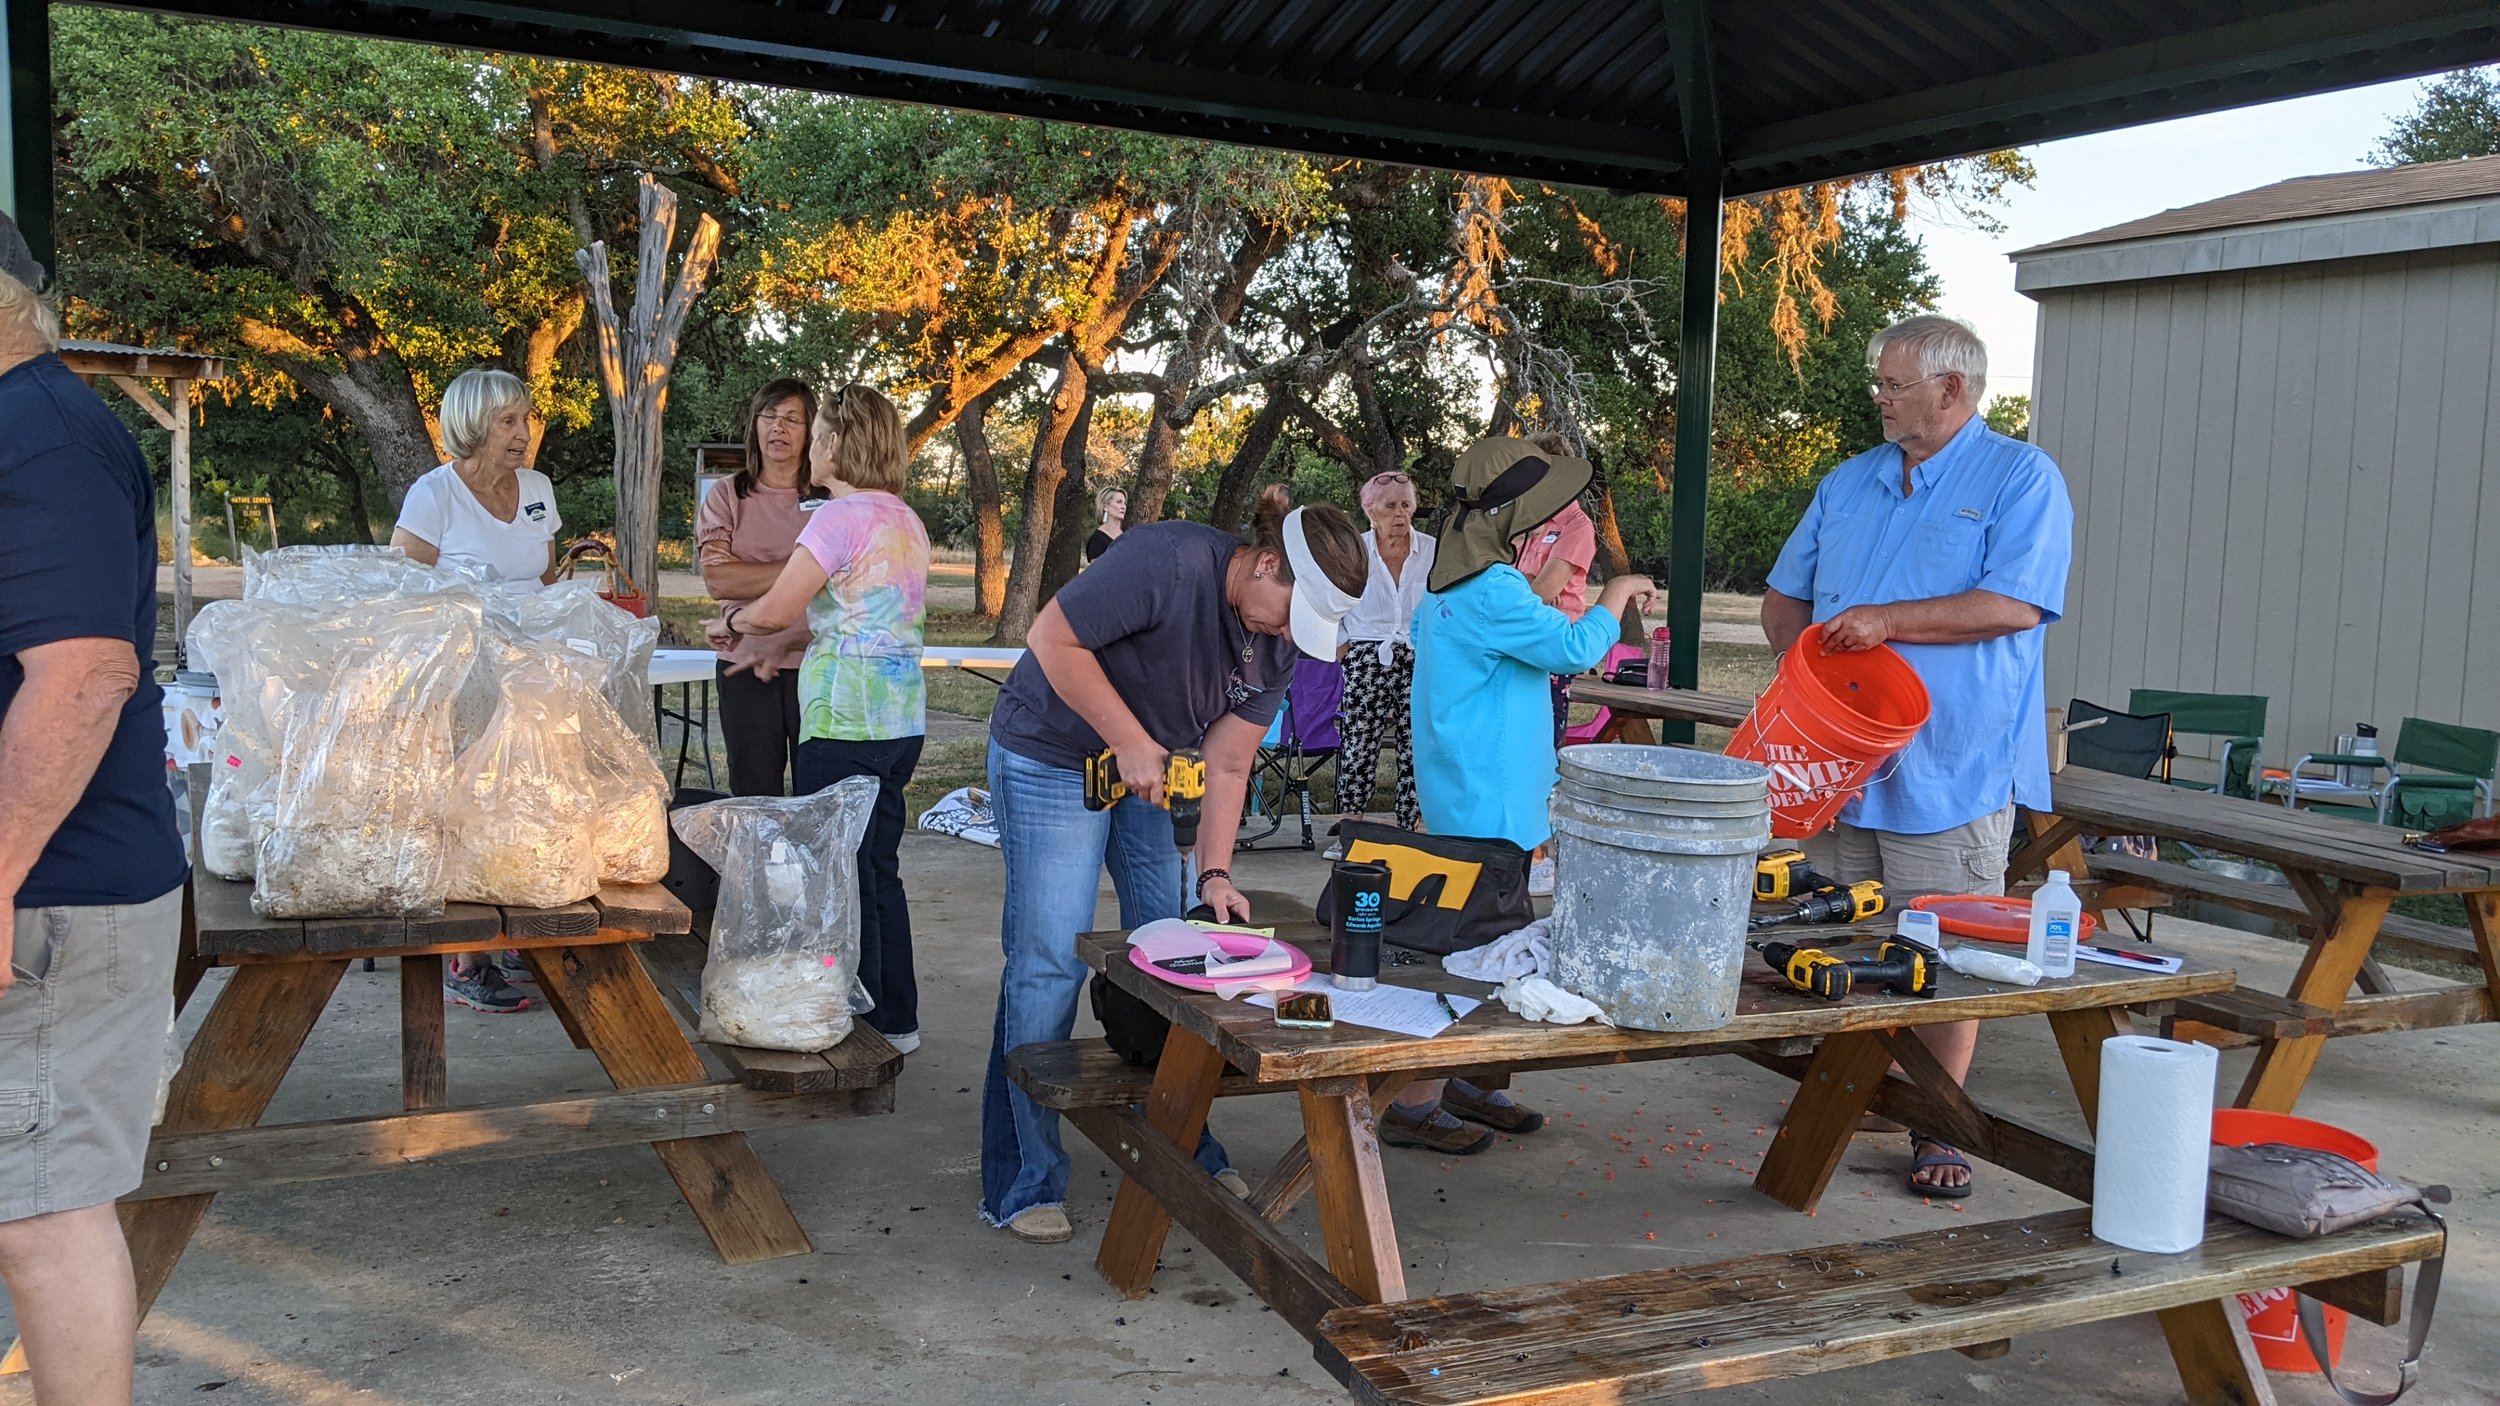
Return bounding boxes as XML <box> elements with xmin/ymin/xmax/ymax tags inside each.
<box><xmin>1315</xmin><ymin>1207</ymin><xmax>2444</xmax><ymax>1406</ymax></box>
<box><xmin>2015</xmin><ymin>767</ymin><xmax>2500</xmax><ymax>1113</ymax></box>
<box><xmin>1008</xmin><ymin>922</ymin><xmax>2258</xmax><ymax>1395</ymax></box>
<box><xmin>10</xmin><ymin>841</ymin><xmax>900</xmax><ymax>1378</ymax></box>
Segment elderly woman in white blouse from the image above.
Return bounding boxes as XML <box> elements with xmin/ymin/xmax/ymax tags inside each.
<box><xmin>1331</xmin><ymin>470</ymin><xmax>1434</xmax><ymax>852</ymax></box>
<box><xmin>391</xmin><ymin>367</ymin><xmax>573</xmax><ymax>588</ymax></box>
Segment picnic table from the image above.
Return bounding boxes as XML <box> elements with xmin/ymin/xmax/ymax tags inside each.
<box><xmin>1561</xmin><ymin>679</ymin><xmax>2500</xmax><ymax>1114</ymax></box>
<box><xmin>2012</xmin><ymin>766</ymin><xmax>2500</xmax><ymax>1113</ymax></box>
<box><xmin>27</xmin><ymin>860</ymin><xmax>902</xmax><ymax>1372</ymax></box>
<box><xmin>984</xmin><ymin>926</ymin><xmax>2439</xmax><ymax>1405</ymax></box>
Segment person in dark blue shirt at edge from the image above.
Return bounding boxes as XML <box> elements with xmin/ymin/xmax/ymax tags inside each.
<box><xmin>0</xmin><ymin>212</ymin><xmax>189</xmax><ymax>1406</ymax></box>
<box><xmin>1762</xmin><ymin>315</ymin><xmax>2074</xmax><ymax>1200</ymax></box>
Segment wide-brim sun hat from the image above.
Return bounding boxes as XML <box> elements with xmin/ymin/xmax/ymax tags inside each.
<box><xmin>1281</xmin><ymin>506</ymin><xmax>1359</xmax><ymax>660</ymax></box>
<box><xmin>1427</xmin><ymin>436</ymin><xmax>1595</xmax><ymax>593</ymax></box>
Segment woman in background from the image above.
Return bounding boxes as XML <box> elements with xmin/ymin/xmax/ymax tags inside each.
<box><xmin>1330</xmin><ymin>470</ymin><xmax>1433</xmax><ymax>852</ymax></box>
<box><xmin>1083</xmin><ymin>485</ymin><xmax>1127</xmax><ymax>563</ymax></box>
<box><xmin>695</xmin><ymin>378</ymin><xmax>823</xmax><ymax>795</ymax></box>
<box><xmin>709</xmin><ymin>385</ymin><xmax>931</xmax><ymax>1054</ymax></box>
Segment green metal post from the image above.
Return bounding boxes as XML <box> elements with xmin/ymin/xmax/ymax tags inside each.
<box><xmin>1664</xmin><ymin>0</ymin><xmax>1722</xmax><ymax>743</ymax></box>
<box><xmin>0</xmin><ymin>0</ymin><xmax>51</xmax><ymax>273</ymax></box>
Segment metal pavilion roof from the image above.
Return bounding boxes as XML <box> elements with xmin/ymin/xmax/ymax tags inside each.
<box><xmin>110</xmin><ymin>0</ymin><xmax>2500</xmax><ymax>196</ymax></box>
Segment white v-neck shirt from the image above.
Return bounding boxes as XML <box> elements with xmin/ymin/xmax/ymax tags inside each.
<box><xmin>1339</xmin><ymin>529</ymin><xmax>1434</xmax><ymax>665</ymax></box>
<box><xmin>394</xmin><ymin>462</ymin><xmax>562</xmax><ymax>585</ymax></box>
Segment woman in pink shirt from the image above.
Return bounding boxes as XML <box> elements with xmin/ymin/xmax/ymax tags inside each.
<box><xmin>696</xmin><ymin>379</ymin><xmax>823</xmax><ymax>794</ymax></box>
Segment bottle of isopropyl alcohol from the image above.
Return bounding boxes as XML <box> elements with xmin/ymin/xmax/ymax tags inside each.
<box><xmin>2025</xmin><ymin>870</ymin><xmax>2082</xmax><ymax>978</ymax></box>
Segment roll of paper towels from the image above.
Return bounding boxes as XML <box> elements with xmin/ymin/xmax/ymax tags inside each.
<box><xmin>2092</xmin><ymin>1036</ymin><xmax>2218</xmax><ymax>1253</ymax></box>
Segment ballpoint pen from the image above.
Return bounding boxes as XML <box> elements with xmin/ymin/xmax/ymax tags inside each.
<box><xmin>2078</xmin><ymin>944</ymin><xmax>2168</xmax><ymax>967</ymax></box>
<box><xmin>1435</xmin><ymin>990</ymin><xmax>1462</xmax><ymax>1023</ymax></box>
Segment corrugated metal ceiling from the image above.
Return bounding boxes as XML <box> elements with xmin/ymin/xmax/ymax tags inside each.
<box><xmin>106</xmin><ymin>0</ymin><xmax>2500</xmax><ymax>194</ymax></box>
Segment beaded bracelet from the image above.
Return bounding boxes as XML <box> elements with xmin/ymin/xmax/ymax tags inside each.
<box><xmin>1194</xmin><ymin>867</ymin><xmax>1231</xmax><ymax>899</ymax></box>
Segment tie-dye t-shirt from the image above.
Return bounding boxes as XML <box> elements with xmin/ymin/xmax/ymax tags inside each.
<box><xmin>793</xmin><ymin>491</ymin><xmax>929</xmax><ymax>742</ymax></box>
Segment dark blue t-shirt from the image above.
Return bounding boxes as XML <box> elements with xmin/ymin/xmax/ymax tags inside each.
<box><xmin>991</xmin><ymin>522</ymin><xmax>1295</xmax><ymax>772</ymax></box>
<box><xmin>0</xmin><ymin>354</ymin><xmax>186</xmax><ymax>908</ymax></box>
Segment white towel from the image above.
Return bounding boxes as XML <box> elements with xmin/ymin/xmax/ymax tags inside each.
<box><xmin>1497</xmin><ymin>975</ymin><xmax>1612</xmax><ymax>1026</ymax></box>
<box><xmin>1442</xmin><ymin>917</ymin><xmax>1552</xmax><ymax>984</ymax></box>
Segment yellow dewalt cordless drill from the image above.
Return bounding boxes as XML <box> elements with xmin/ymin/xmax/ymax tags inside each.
<box><xmin>1084</xmin><ymin>748</ymin><xmax>1208</xmax><ymax>850</ymax></box>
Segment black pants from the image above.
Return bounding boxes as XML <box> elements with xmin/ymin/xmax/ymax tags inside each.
<box><xmin>794</xmin><ymin>735</ymin><xmax>925</xmax><ymax>1038</ymax></box>
<box><xmin>716</xmin><ymin>661</ymin><xmax>802</xmax><ymax>797</ymax></box>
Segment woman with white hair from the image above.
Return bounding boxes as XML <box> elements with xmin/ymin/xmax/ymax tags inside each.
<box><xmin>390</xmin><ymin>367</ymin><xmax>566</xmax><ymax>587</ymax></box>
<box><xmin>390</xmin><ymin>367</ymin><xmax>568</xmax><ymax>1014</ymax></box>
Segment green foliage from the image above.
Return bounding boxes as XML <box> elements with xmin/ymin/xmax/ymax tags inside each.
<box><xmin>52</xmin><ymin>10</ymin><xmax>2014</xmax><ymax>599</ymax></box>
<box><xmin>1983</xmin><ymin>393</ymin><xmax>2031</xmax><ymax>440</ymax></box>
<box><xmin>2374</xmin><ymin>66</ymin><xmax>2500</xmax><ymax>165</ymax></box>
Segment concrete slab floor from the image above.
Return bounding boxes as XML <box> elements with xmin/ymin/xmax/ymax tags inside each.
<box><xmin>6</xmin><ymin>835</ymin><xmax>2493</xmax><ymax>1406</ymax></box>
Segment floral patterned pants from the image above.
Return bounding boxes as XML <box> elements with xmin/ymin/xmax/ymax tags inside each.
<box><xmin>1336</xmin><ymin>641</ymin><xmax>1421</xmax><ymax>832</ymax></box>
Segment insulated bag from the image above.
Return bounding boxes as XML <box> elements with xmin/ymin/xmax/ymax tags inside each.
<box><xmin>1314</xmin><ymin>821</ymin><xmax>1533</xmax><ymax>956</ymax></box>
<box><xmin>2208</xmin><ymin>1142</ymin><xmax>2450</xmax><ymax>1406</ymax></box>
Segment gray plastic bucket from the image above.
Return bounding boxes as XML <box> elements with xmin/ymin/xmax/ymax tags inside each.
<box><xmin>1548</xmin><ymin>746</ymin><xmax>1772</xmax><ymax>1032</ymax></box>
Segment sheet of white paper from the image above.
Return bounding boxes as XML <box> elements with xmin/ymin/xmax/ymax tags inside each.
<box><xmin>2074</xmin><ymin>944</ymin><xmax>2185</xmax><ymax>974</ymax></box>
<box><xmin>1248</xmin><ymin>979</ymin><xmax>1481</xmax><ymax>1038</ymax></box>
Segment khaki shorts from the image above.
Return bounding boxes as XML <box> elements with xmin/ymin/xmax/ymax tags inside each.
<box><xmin>1</xmin><ymin>887</ymin><xmax>182</xmax><ymax>1222</ymax></box>
<box><xmin>1801</xmin><ymin>806</ymin><xmax>2016</xmax><ymax>905</ymax></box>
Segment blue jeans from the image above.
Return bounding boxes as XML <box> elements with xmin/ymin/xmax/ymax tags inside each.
<box><xmin>979</xmin><ymin>741</ymin><xmax>1228</xmax><ymax>1225</ymax></box>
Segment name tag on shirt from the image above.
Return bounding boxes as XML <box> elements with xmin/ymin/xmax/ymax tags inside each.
<box><xmin>524</xmin><ymin>501</ymin><xmax>548</xmax><ymax>522</ymax></box>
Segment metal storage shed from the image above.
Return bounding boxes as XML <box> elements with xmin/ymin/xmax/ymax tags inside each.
<box><xmin>2014</xmin><ymin>155</ymin><xmax>2500</xmax><ymax>767</ymax></box>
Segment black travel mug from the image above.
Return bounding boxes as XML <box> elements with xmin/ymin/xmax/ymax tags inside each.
<box><xmin>1329</xmin><ymin>860</ymin><xmax>1390</xmax><ymax>991</ymax></box>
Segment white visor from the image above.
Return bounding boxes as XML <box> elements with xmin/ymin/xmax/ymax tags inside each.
<box><xmin>1281</xmin><ymin>507</ymin><xmax>1359</xmax><ymax>660</ymax></box>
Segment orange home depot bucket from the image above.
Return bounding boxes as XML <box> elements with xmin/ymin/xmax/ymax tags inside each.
<box><xmin>1726</xmin><ymin>625</ymin><xmax>1931</xmax><ymax>838</ymax></box>
<box><xmin>2211</xmin><ymin>1109</ymin><xmax>2380</xmax><ymax>1373</ymax></box>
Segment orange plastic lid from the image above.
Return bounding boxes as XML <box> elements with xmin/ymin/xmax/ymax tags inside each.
<box><xmin>1906</xmin><ymin>894</ymin><xmax>2099</xmax><ymax>945</ymax></box>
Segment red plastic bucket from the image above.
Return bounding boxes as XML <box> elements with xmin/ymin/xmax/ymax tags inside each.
<box><xmin>2211</xmin><ymin>1109</ymin><xmax>2379</xmax><ymax>1373</ymax></box>
<box><xmin>1726</xmin><ymin>625</ymin><xmax>1931</xmax><ymax>838</ymax></box>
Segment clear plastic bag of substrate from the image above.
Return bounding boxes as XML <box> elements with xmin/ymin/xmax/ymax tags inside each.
<box><xmin>670</xmin><ymin>778</ymin><xmax>879</xmax><ymax>1052</ymax></box>
<box><xmin>252</xmin><ymin>595</ymin><xmax>482</xmax><ymax>918</ymax></box>
<box><xmin>243</xmin><ymin>543</ymin><xmax>494</xmax><ymax>604</ymax></box>
<box><xmin>579</xmin><ymin>683</ymin><xmax>670</xmax><ymax>884</ymax></box>
<box><xmin>484</xmin><ymin>583</ymin><xmax>663</xmax><ymax>757</ymax></box>
<box><xmin>185</xmin><ymin>600</ymin><xmax>285</xmax><ymax>880</ymax></box>
<box><xmin>443</xmin><ymin>644</ymin><xmax>604</xmax><ymax>909</ymax></box>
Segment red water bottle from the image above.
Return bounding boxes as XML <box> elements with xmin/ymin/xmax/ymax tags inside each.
<box><xmin>1644</xmin><ymin>626</ymin><xmax>1672</xmax><ymax>691</ymax></box>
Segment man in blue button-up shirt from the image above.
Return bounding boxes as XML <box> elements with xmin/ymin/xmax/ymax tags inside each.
<box><xmin>1763</xmin><ymin>315</ymin><xmax>2073</xmax><ymax>1198</ymax></box>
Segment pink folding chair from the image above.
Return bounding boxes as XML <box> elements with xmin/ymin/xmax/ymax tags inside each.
<box><xmin>1562</xmin><ymin>643</ymin><xmax>1648</xmax><ymax>746</ymax></box>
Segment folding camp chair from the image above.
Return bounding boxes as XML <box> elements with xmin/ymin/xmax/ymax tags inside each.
<box><xmin>2061</xmin><ymin>697</ymin><xmax>2173</xmax><ymax>940</ymax></box>
<box><xmin>1238</xmin><ymin>658</ymin><xmax>1343</xmax><ymax>851</ymax></box>
<box><xmin>2271</xmin><ymin>716</ymin><xmax>2499</xmax><ymax>829</ymax></box>
<box><xmin>2128</xmin><ymin>688</ymin><xmax>2269</xmax><ymax>799</ymax></box>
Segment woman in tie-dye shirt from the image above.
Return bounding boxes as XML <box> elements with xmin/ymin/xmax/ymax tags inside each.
<box><xmin>707</xmin><ymin>384</ymin><xmax>931</xmax><ymax>1051</ymax></box>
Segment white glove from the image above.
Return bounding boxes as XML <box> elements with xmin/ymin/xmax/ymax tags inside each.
<box><xmin>1443</xmin><ymin>917</ymin><xmax>1553</xmax><ymax>984</ymax></box>
<box><xmin>1497</xmin><ymin>975</ymin><xmax>1613</xmax><ymax>1026</ymax></box>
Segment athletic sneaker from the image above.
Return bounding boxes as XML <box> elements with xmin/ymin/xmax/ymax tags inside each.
<box><xmin>445</xmin><ymin>960</ymin><xmax>532</xmax><ymax>1014</ymax></box>
<box><xmin>1527</xmin><ymin>857</ymin><xmax>1557</xmax><ymax>897</ymax></box>
<box><xmin>1322</xmin><ymin>840</ymin><xmax>1345</xmax><ymax>861</ymax></box>
<box><xmin>495</xmin><ymin>949</ymin><xmax>535</xmax><ymax>984</ymax></box>
<box><xmin>882</xmin><ymin>1029</ymin><xmax>922</xmax><ymax>1055</ymax></box>
<box><xmin>1215</xmin><ymin>1169</ymin><xmax>1252</xmax><ymax>1199</ymax></box>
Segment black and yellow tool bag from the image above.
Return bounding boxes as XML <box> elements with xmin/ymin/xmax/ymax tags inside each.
<box><xmin>1314</xmin><ymin>821</ymin><xmax>1533</xmax><ymax>956</ymax></box>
